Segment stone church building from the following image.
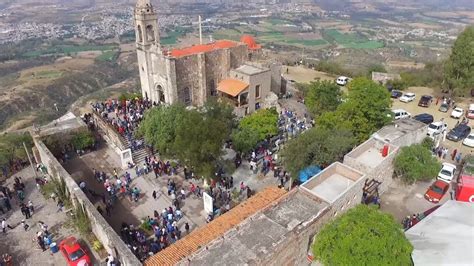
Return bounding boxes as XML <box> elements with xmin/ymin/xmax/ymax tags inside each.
<box><xmin>134</xmin><ymin>0</ymin><xmax>281</xmax><ymax>115</ymax></box>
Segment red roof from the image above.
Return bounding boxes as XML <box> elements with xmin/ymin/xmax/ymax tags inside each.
<box><xmin>241</xmin><ymin>35</ymin><xmax>261</xmax><ymax>50</ymax></box>
<box><xmin>170</xmin><ymin>40</ymin><xmax>239</xmax><ymax>57</ymax></box>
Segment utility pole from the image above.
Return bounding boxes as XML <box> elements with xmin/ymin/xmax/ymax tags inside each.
<box><xmin>23</xmin><ymin>142</ymin><xmax>38</xmax><ymax>179</ymax></box>
<box><xmin>199</xmin><ymin>15</ymin><xmax>203</xmax><ymax>45</ymax></box>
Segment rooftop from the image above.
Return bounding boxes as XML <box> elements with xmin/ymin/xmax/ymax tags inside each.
<box><xmin>186</xmin><ymin>190</ymin><xmax>329</xmax><ymax>265</ymax></box>
<box><xmin>170</xmin><ymin>40</ymin><xmax>239</xmax><ymax>58</ymax></box>
<box><xmin>234</xmin><ymin>64</ymin><xmax>268</xmax><ymax>76</ymax></box>
<box><xmin>217</xmin><ymin>79</ymin><xmax>249</xmax><ymax>97</ymax></box>
<box><xmin>345</xmin><ymin>138</ymin><xmax>397</xmax><ymax>169</ymax></box>
<box><xmin>144</xmin><ymin>187</ymin><xmax>287</xmax><ymax>266</ymax></box>
<box><xmin>372</xmin><ymin>119</ymin><xmax>426</xmax><ymax>143</ymax></box>
<box><xmin>32</xmin><ymin>112</ymin><xmax>87</xmax><ymax>138</ymax></box>
<box><xmin>301</xmin><ymin>162</ymin><xmax>365</xmax><ymax>204</ymax></box>
<box><xmin>405</xmin><ymin>200</ymin><xmax>474</xmax><ymax>265</ymax></box>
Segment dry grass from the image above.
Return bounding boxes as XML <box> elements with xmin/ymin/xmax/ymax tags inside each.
<box><xmin>282</xmin><ymin>65</ymin><xmax>335</xmax><ymax>83</ymax></box>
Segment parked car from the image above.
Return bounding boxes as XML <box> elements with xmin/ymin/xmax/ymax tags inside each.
<box><xmin>427</xmin><ymin>121</ymin><xmax>448</xmax><ymax>138</ymax></box>
<box><xmin>446</xmin><ymin>124</ymin><xmax>471</xmax><ymax>142</ymax></box>
<box><xmin>439</xmin><ymin>103</ymin><xmax>449</xmax><ymax>112</ymax></box>
<box><xmin>424</xmin><ymin>180</ymin><xmax>449</xmax><ymax>203</ymax></box>
<box><xmin>462</xmin><ymin>132</ymin><xmax>474</xmax><ymax>148</ymax></box>
<box><xmin>392</xmin><ymin>109</ymin><xmax>411</xmax><ymax>120</ymax></box>
<box><xmin>450</xmin><ymin>107</ymin><xmax>464</xmax><ymax>119</ymax></box>
<box><xmin>466</xmin><ymin>104</ymin><xmax>474</xmax><ymax>119</ymax></box>
<box><xmin>336</xmin><ymin>76</ymin><xmax>349</xmax><ymax>86</ymax></box>
<box><xmin>399</xmin><ymin>92</ymin><xmax>416</xmax><ymax>103</ymax></box>
<box><xmin>413</xmin><ymin>113</ymin><xmax>434</xmax><ymax>124</ymax></box>
<box><xmin>418</xmin><ymin>95</ymin><xmax>432</xmax><ymax>107</ymax></box>
<box><xmin>437</xmin><ymin>163</ymin><xmax>457</xmax><ymax>183</ymax></box>
<box><xmin>59</xmin><ymin>237</ymin><xmax>91</xmax><ymax>266</ymax></box>
<box><xmin>391</xmin><ymin>90</ymin><xmax>403</xmax><ymax>99</ymax></box>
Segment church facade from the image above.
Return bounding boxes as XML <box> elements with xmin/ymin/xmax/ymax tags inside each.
<box><xmin>134</xmin><ymin>0</ymin><xmax>280</xmax><ymax>114</ymax></box>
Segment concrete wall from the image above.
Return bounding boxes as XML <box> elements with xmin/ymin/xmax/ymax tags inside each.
<box><xmin>391</xmin><ymin>124</ymin><xmax>428</xmax><ymax>148</ymax></box>
<box><xmin>91</xmin><ymin>112</ymin><xmax>127</xmax><ymax>151</ymax></box>
<box><xmin>33</xmin><ymin>138</ymin><xmax>140</xmax><ymax>266</ymax></box>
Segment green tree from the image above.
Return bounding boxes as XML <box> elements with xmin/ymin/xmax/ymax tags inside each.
<box><xmin>280</xmin><ymin>127</ymin><xmax>356</xmax><ymax>178</ymax></box>
<box><xmin>304</xmin><ymin>81</ymin><xmax>342</xmax><ymax>117</ymax></box>
<box><xmin>232</xmin><ymin>108</ymin><xmax>279</xmax><ymax>153</ymax></box>
<box><xmin>366</xmin><ymin>64</ymin><xmax>387</xmax><ymax>78</ymax></box>
<box><xmin>71</xmin><ymin>130</ymin><xmax>95</xmax><ymax>150</ymax></box>
<box><xmin>394</xmin><ymin>144</ymin><xmax>441</xmax><ymax>184</ymax></box>
<box><xmin>139</xmin><ymin>101</ymin><xmax>234</xmax><ymax>177</ymax></box>
<box><xmin>312</xmin><ymin>205</ymin><xmax>413</xmax><ymax>265</ymax></box>
<box><xmin>444</xmin><ymin>26</ymin><xmax>474</xmax><ymax>96</ymax></box>
<box><xmin>318</xmin><ymin>77</ymin><xmax>392</xmax><ymax>143</ymax></box>
<box><xmin>0</xmin><ymin>133</ymin><xmax>33</xmax><ymax>170</ymax></box>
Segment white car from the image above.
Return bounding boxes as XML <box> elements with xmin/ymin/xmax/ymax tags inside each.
<box><xmin>427</xmin><ymin>121</ymin><xmax>448</xmax><ymax>138</ymax></box>
<box><xmin>399</xmin><ymin>93</ymin><xmax>416</xmax><ymax>103</ymax></box>
<box><xmin>450</xmin><ymin>107</ymin><xmax>464</xmax><ymax>119</ymax></box>
<box><xmin>463</xmin><ymin>132</ymin><xmax>474</xmax><ymax>147</ymax></box>
<box><xmin>437</xmin><ymin>163</ymin><xmax>457</xmax><ymax>183</ymax></box>
<box><xmin>392</xmin><ymin>109</ymin><xmax>411</xmax><ymax>120</ymax></box>
<box><xmin>336</xmin><ymin>76</ymin><xmax>349</xmax><ymax>86</ymax></box>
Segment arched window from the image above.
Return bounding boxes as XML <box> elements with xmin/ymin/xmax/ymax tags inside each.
<box><xmin>137</xmin><ymin>25</ymin><xmax>143</xmax><ymax>43</ymax></box>
<box><xmin>146</xmin><ymin>25</ymin><xmax>155</xmax><ymax>42</ymax></box>
<box><xmin>183</xmin><ymin>87</ymin><xmax>191</xmax><ymax>106</ymax></box>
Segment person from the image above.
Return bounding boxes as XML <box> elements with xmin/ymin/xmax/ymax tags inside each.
<box><xmin>184</xmin><ymin>222</ymin><xmax>190</xmax><ymax>234</ymax></box>
<box><xmin>451</xmin><ymin>149</ymin><xmax>457</xmax><ymax>161</ymax></box>
<box><xmin>456</xmin><ymin>153</ymin><xmax>462</xmax><ymax>164</ymax></box>
<box><xmin>57</xmin><ymin>199</ymin><xmax>64</xmax><ymax>212</ymax></box>
<box><xmin>38</xmin><ymin>221</ymin><xmax>49</xmax><ymax>235</ymax></box>
<box><xmin>37</xmin><ymin>232</ymin><xmax>46</xmax><ymax>251</ymax></box>
<box><xmin>2</xmin><ymin>253</ymin><xmax>12</xmax><ymax>266</ymax></box>
<box><xmin>28</xmin><ymin>200</ymin><xmax>34</xmax><ymax>215</ymax></box>
<box><xmin>2</xmin><ymin>219</ymin><xmax>13</xmax><ymax>233</ymax></box>
<box><xmin>152</xmin><ymin>190</ymin><xmax>157</xmax><ymax>200</ymax></box>
<box><xmin>21</xmin><ymin>220</ymin><xmax>29</xmax><ymax>231</ymax></box>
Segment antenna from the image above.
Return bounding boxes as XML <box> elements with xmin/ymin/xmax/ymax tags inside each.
<box><xmin>199</xmin><ymin>15</ymin><xmax>203</xmax><ymax>45</ymax></box>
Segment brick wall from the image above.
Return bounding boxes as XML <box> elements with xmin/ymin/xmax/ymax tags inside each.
<box><xmin>33</xmin><ymin>138</ymin><xmax>140</xmax><ymax>266</ymax></box>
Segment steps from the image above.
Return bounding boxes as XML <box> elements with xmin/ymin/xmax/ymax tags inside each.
<box><xmin>123</xmin><ymin>137</ymin><xmax>150</xmax><ymax>164</ymax></box>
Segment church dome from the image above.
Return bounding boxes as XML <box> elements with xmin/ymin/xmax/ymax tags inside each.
<box><xmin>240</xmin><ymin>35</ymin><xmax>261</xmax><ymax>50</ymax></box>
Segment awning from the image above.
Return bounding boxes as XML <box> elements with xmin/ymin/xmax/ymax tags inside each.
<box><xmin>217</xmin><ymin>79</ymin><xmax>249</xmax><ymax>97</ymax></box>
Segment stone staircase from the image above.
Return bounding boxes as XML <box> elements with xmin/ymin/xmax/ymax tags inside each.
<box><xmin>123</xmin><ymin>137</ymin><xmax>150</xmax><ymax>164</ymax></box>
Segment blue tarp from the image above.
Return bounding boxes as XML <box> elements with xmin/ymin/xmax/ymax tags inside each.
<box><xmin>298</xmin><ymin>165</ymin><xmax>322</xmax><ymax>183</ymax></box>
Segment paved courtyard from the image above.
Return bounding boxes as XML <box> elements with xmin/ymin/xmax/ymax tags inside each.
<box><xmin>0</xmin><ymin>167</ymin><xmax>88</xmax><ymax>265</ymax></box>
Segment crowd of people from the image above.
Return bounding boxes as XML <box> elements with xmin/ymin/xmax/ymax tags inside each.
<box><xmin>91</xmin><ymin>97</ymin><xmax>153</xmax><ymax>149</ymax></box>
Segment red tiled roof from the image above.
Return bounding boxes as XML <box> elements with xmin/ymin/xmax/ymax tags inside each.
<box><xmin>217</xmin><ymin>79</ymin><xmax>249</xmax><ymax>97</ymax></box>
<box><xmin>241</xmin><ymin>35</ymin><xmax>262</xmax><ymax>50</ymax></box>
<box><xmin>144</xmin><ymin>186</ymin><xmax>287</xmax><ymax>266</ymax></box>
<box><xmin>170</xmin><ymin>40</ymin><xmax>239</xmax><ymax>57</ymax></box>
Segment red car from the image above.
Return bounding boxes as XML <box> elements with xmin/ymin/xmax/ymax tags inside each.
<box><xmin>59</xmin><ymin>237</ymin><xmax>91</xmax><ymax>266</ymax></box>
<box><xmin>424</xmin><ymin>180</ymin><xmax>449</xmax><ymax>203</ymax></box>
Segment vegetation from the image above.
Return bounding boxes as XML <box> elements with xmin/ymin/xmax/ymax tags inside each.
<box><xmin>73</xmin><ymin>201</ymin><xmax>92</xmax><ymax>236</ymax></box>
<box><xmin>397</xmin><ymin>62</ymin><xmax>444</xmax><ymax>89</ymax></box>
<box><xmin>318</xmin><ymin>77</ymin><xmax>392</xmax><ymax>143</ymax></box>
<box><xmin>444</xmin><ymin>26</ymin><xmax>474</xmax><ymax>96</ymax></box>
<box><xmin>92</xmin><ymin>240</ymin><xmax>104</xmax><ymax>252</ymax></box>
<box><xmin>324</xmin><ymin>29</ymin><xmax>384</xmax><ymax>49</ymax></box>
<box><xmin>96</xmin><ymin>50</ymin><xmax>118</xmax><ymax>62</ymax></box>
<box><xmin>312</xmin><ymin>205</ymin><xmax>413</xmax><ymax>265</ymax></box>
<box><xmin>394</xmin><ymin>144</ymin><xmax>441</xmax><ymax>184</ymax></box>
<box><xmin>312</xmin><ymin>61</ymin><xmax>353</xmax><ymax>77</ymax></box>
<box><xmin>366</xmin><ymin>64</ymin><xmax>387</xmax><ymax>78</ymax></box>
<box><xmin>281</xmin><ymin>127</ymin><xmax>356</xmax><ymax>178</ymax></box>
<box><xmin>118</xmin><ymin>92</ymin><xmax>142</xmax><ymax>102</ymax></box>
<box><xmin>71</xmin><ymin>130</ymin><xmax>95</xmax><ymax>151</ymax></box>
<box><xmin>232</xmin><ymin>108</ymin><xmax>278</xmax><ymax>153</ymax></box>
<box><xmin>0</xmin><ymin>132</ymin><xmax>33</xmax><ymax>172</ymax></box>
<box><xmin>139</xmin><ymin>100</ymin><xmax>234</xmax><ymax>178</ymax></box>
<box><xmin>304</xmin><ymin>81</ymin><xmax>342</xmax><ymax>117</ymax></box>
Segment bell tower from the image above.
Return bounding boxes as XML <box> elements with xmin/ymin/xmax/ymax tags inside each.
<box><xmin>134</xmin><ymin>0</ymin><xmax>160</xmax><ymax>100</ymax></box>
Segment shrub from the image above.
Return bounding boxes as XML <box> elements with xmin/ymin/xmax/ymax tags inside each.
<box><xmin>394</xmin><ymin>144</ymin><xmax>441</xmax><ymax>184</ymax></box>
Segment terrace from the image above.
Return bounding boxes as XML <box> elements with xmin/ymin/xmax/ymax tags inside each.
<box><xmin>301</xmin><ymin>162</ymin><xmax>365</xmax><ymax>204</ymax></box>
<box><xmin>344</xmin><ymin>138</ymin><xmax>397</xmax><ymax>170</ymax></box>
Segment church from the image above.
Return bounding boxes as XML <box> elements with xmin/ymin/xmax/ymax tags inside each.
<box><xmin>134</xmin><ymin>0</ymin><xmax>281</xmax><ymax>115</ymax></box>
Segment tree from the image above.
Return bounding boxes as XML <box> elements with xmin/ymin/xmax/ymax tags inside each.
<box><xmin>232</xmin><ymin>108</ymin><xmax>278</xmax><ymax>153</ymax></box>
<box><xmin>312</xmin><ymin>205</ymin><xmax>413</xmax><ymax>265</ymax></box>
<box><xmin>366</xmin><ymin>64</ymin><xmax>387</xmax><ymax>78</ymax></box>
<box><xmin>71</xmin><ymin>130</ymin><xmax>95</xmax><ymax>150</ymax></box>
<box><xmin>444</xmin><ymin>26</ymin><xmax>474</xmax><ymax>96</ymax></box>
<box><xmin>280</xmin><ymin>126</ymin><xmax>356</xmax><ymax>178</ymax></box>
<box><xmin>394</xmin><ymin>144</ymin><xmax>441</xmax><ymax>184</ymax></box>
<box><xmin>318</xmin><ymin>77</ymin><xmax>392</xmax><ymax>143</ymax></box>
<box><xmin>139</xmin><ymin>101</ymin><xmax>234</xmax><ymax>177</ymax></box>
<box><xmin>304</xmin><ymin>81</ymin><xmax>342</xmax><ymax>117</ymax></box>
<box><xmin>0</xmin><ymin>132</ymin><xmax>33</xmax><ymax>170</ymax></box>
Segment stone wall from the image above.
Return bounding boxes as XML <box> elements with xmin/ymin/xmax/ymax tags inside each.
<box><xmin>91</xmin><ymin>112</ymin><xmax>127</xmax><ymax>151</ymax></box>
<box><xmin>33</xmin><ymin>137</ymin><xmax>140</xmax><ymax>266</ymax></box>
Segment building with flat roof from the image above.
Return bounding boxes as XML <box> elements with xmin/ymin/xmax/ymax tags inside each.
<box><xmin>405</xmin><ymin>200</ymin><xmax>474</xmax><ymax>265</ymax></box>
<box><xmin>372</xmin><ymin>119</ymin><xmax>427</xmax><ymax>147</ymax></box>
